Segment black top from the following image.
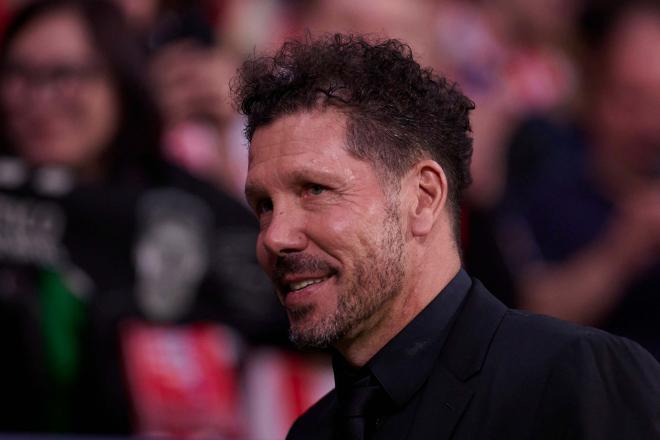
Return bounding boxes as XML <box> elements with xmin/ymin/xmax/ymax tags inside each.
<box><xmin>331</xmin><ymin>269</ymin><xmax>471</xmax><ymax>439</ymax></box>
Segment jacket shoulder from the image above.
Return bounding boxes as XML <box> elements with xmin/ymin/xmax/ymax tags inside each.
<box><xmin>286</xmin><ymin>389</ymin><xmax>337</xmax><ymax>440</ymax></box>
<box><xmin>524</xmin><ymin>316</ymin><xmax>660</xmax><ymax>438</ymax></box>
<box><xmin>452</xmin><ymin>281</ymin><xmax>660</xmax><ymax>438</ymax></box>
<box><xmin>497</xmin><ymin>307</ymin><xmax>656</xmax><ymax>362</ymax></box>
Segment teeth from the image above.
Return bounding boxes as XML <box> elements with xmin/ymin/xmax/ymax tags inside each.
<box><xmin>289</xmin><ymin>277</ymin><xmax>328</xmax><ymax>292</ymax></box>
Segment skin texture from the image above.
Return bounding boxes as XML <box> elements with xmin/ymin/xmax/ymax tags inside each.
<box><xmin>245</xmin><ymin>109</ymin><xmax>461</xmax><ymax>366</ymax></box>
<box><xmin>1</xmin><ymin>9</ymin><xmax>118</xmax><ymax>178</ymax></box>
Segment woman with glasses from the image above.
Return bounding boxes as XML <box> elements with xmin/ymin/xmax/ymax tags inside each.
<box><xmin>0</xmin><ymin>0</ymin><xmax>162</xmax><ymax>180</ymax></box>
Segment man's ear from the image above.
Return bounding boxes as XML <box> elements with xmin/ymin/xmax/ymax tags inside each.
<box><xmin>408</xmin><ymin>160</ymin><xmax>448</xmax><ymax>237</ymax></box>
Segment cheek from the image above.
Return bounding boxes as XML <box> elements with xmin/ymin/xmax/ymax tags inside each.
<box><xmin>79</xmin><ymin>85</ymin><xmax>119</xmax><ymax>148</ymax></box>
<box><xmin>308</xmin><ymin>203</ymin><xmax>380</xmax><ymax>259</ymax></box>
<box><xmin>53</xmin><ymin>85</ymin><xmax>120</xmax><ymax>168</ymax></box>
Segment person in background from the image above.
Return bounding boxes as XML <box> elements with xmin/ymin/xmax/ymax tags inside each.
<box><xmin>488</xmin><ymin>0</ymin><xmax>660</xmax><ymax>359</ymax></box>
<box><xmin>0</xmin><ymin>0</ymin><xmax>284</xmax><ymax>435</ymax></box>
<box><xmin>112</xmin><ymin>0</ymin><xmax>253</xmax><ymax>201</ymax></box>
<box><xmin>444</xmin><ymin>0</ymin><xmax>584</xmax><ymax>306</ymax></box>
<box><xmin>301</xmin><ymin>0</ymin><xmax>438</xmax><ymax>66</ymax></box>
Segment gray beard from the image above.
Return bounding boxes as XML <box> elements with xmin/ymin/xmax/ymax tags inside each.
<box><xmin>288</xmin><ymin>207</ymin><xmax>405</xmax><ymax>350</ymax></box>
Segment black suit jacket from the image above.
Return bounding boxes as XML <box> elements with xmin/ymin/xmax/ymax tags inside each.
<box><xmin>287</xmin><ymin>279</ymin><xmax>660</xmax><ymax>439</ymax></box>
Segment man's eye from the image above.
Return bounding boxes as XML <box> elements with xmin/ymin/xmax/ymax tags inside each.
<box><xmin>256</xmin><ymin>199</ymin><xmax>273</xmax><ymax>214</ymax></box>
<box><xmin>306</xmin><ymin>184</ymin><xmax>327</xmax><ymax>196</ymax></box>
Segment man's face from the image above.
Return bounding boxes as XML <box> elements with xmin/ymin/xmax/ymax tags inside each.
<box><xmin>245</xmin><ymin>110</ymin><xmax>406</xmax><ymax>348</ymax></box>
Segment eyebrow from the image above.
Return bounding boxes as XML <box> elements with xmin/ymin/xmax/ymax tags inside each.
<box><xmin>289</xmin><ymin>168</ymin><xmax>342</xmax><ymax>185</ymax></box>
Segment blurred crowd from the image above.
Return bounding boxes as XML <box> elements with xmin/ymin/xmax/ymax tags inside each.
<box><xmin>0</xmin><ymin>0</ymin><xmax>657</xmax><ymax>438</ymax></box>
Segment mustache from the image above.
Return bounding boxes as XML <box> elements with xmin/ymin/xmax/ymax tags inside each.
<box><xmin>273</xmin><ymin>254</ymin><xmax>336</xmax><ymax>284</ymax></box>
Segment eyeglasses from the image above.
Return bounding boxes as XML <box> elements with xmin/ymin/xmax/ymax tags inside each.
<box><xmin>0</xmin><ymin>61</ymin><xmax>107</xmax><ymax>99</ymax></box>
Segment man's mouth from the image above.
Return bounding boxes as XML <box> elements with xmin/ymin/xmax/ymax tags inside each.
<box><xmin>272</xmin><ymin>254</ymin><xmax>337</xmax><ymax>299</ymax></box>
<box><xmin>278</xmin><ymin>274</ymin><xmax>335</xmax><ymax>308</ymax></box>
<box><xmin>288</xmin><ymin>276</ymin><xmax>331</xmax><ymax>292</ymax></box>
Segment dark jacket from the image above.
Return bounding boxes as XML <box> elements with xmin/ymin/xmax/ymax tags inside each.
<box><xmin>288</xmin><ymin>279</ymin><xmax>660</xmax><ymax>439</ymax></box>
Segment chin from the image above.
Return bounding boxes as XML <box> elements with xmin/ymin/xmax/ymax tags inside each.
<box><xmin>288</xmin><ymin>311</ymin><xmax>343</xmax><ymax>350</ymax></box>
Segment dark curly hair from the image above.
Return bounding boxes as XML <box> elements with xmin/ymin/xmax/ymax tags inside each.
<box><xmin>233</xmin><ymin>34</ymin><xmax>474</xmax><ymax>240</ymax></box>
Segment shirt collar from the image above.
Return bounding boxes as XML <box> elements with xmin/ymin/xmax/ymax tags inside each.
<box><xmin>333</xmin><ymin>268</ymin><xmax>471</xmax><ymax>408</ymax></box>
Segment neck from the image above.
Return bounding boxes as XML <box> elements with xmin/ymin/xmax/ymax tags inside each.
<box><xmin>335</xmin><ymin>247</ymin><xmax>461</xmax><ymax>368</ymax></box>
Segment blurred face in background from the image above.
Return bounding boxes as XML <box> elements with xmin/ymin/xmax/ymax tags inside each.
<box><xmin>591</xmin><ymin>10</ymin><xmax>660</xmax><ymax>177</ymax></box>
<box><xmin>0</xmin><ymin>8</ymin><xmax>119</xmax><ymax>176</ymax></box>
<box><xmin>306</xmin><ymin>0</ymin><xmax>437</xmax><ymax>66</ymax></box>
<box><xmin>493</xmin><ymin>0</ymin><xmax>581</xmax><ymax>44</ymax></box>
<box><xmin>111</xmin><ymin>0</ymin><xmax>159</xmax><ymax>35</ymax></box>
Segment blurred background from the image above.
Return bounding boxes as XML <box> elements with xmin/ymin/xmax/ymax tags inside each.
<box><xmin>0</xmin><ymin>0</ymin><xmax>657</xmax><ymax>439</ymax></box>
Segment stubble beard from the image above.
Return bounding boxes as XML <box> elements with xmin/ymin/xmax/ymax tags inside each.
<box><xmin>288</xmin><ymin>207</ymin><xmax>405</xmax><ymax>350</ymax></box>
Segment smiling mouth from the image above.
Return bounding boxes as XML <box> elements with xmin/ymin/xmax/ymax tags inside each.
<box><xmin>288</xmin><ymin>276</ymin><xmax>331</xmax><ymax>292</ymax></box>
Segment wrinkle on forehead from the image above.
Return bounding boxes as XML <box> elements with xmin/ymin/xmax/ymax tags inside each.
<box><xmin>246</xmin><ymin>148</ymin><xmax>367</xmax><ymax>197</ymax></box>
<box><xmin>247</xmin><ymin>109</ymin><xmax>349</xmax><ymax>168</ymax></box>
<box><xmin>244</xmin><ymin>110</ymin><xmax>391</xmax><ymax>208</ymax></box>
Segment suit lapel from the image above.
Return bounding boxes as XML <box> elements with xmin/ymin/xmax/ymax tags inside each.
<box><xmin>407</xmin><ymin>279</ymin><xmax>507</xmax><ymax>439</ymax></box>
<box><xmin>405</xmin><ymin>364</ymin><xmax>475</xmax><ymax>439</ymax></box>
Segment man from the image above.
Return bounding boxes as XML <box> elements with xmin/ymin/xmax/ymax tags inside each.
<box><xmin>236</xmin><ymin>34</ymin><xmax>660</xmax><ymax>440</ymax></box>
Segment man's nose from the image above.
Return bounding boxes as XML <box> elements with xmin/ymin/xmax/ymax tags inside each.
<box><xmin>261</xmin><ymin>207</ymin><xmax>308</xmax><ymax>256</ymax></box>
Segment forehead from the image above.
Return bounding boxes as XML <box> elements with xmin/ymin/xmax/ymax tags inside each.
<box><xmin>245</xmin><ymin>110</ymin><xmax>387</xmax><ymax>198</ymax></box>
<box><xmin>9</xmin><ymin>9</ymin><xmax>95</xmax><ymax>62</ymax></box>
<box><xmin>248</xmin><ymin>110</ymin><xmax>349</xmax><ymax>168</ymax></box>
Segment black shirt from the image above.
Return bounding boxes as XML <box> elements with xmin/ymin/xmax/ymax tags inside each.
<box><xmin>331</xmin><ymin>269</ymin><xmax>471</xmax><ymax>439</ymax></box>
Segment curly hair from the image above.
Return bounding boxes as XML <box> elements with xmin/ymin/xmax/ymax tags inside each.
<box><xmin>233</xmin><ymin>33</ymin><xmax>474</xmax><ymax>240</ymax></box>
